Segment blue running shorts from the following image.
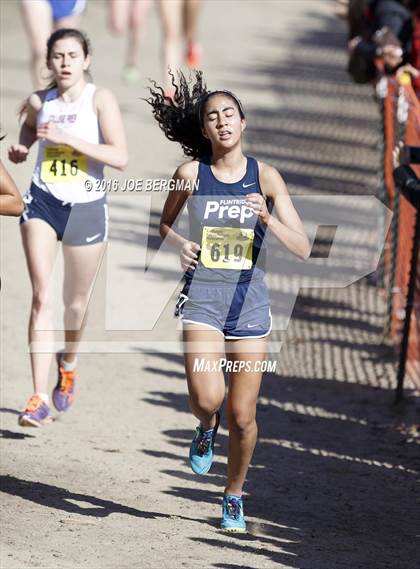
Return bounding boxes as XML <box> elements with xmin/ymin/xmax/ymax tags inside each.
<box><xmin>48</xmin><ymin>0</ymin><xmax>86</xmax><ymax>22</ymax></box>
<box><xmin>20</xmin><ymin>182</ymin><xmax>108</xmax><ymax>246</ymax></box>
<box><xmin>176</xmin><ymin>277</ymin><xmax>271</xmax><ymax>339</ymax></box>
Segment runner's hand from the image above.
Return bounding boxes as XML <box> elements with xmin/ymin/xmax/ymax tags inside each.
<box><xmin>37</xmin><ymin>122</ymin><xmax>68</xmax><ymax>145</ymax></box>
<box><xmin>180</xmin><ymin>241</ymin><xmax>200</xmax><ymax>271</ymax></box>
<box><xmin>8</xmin><ymin>144</ymin><xmax>29</xmax><ymax>163</ymax></box>
<box><xmin>246</xmin><ymin>193</ymin><xmax>270</xmax><ymax>224</ymax></box>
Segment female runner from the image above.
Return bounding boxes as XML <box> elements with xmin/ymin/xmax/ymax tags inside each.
<box><xmin>9</xmin><ymin>28</ymin><xmax>128</xmax><ymax>427</ymax></box>
<box><xmin>147</xmin><ymin>71</ymin><xmax>310</xmax><ymax>532</ymax></box>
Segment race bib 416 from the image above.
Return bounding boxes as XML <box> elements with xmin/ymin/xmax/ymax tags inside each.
<box><xmin>41</xmin><ymin>146</ymin><xmax>88</xmax><ymax>183</ymax></box>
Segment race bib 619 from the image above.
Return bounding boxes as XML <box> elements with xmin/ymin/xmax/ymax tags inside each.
<box><xmin>201</xmin><ymin>226</ymin><xmax>254</xmax><ymax>270</ymax></box>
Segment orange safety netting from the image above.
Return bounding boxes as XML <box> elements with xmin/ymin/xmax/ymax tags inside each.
<box><xmin>383</xmin><ymin>78</ymin><xmax>420</xmax><ymax>386</ymax></box>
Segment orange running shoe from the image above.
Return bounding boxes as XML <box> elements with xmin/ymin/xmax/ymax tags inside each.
<box><xmin>18</xmin><ymin>394</ymin><xmax>51</xmax><ymax>427</ymax></box>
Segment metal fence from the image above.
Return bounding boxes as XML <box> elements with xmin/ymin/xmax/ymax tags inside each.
<box><xmin>378</xmin><ymin>76</ymin><xmax>420</xmax><ymax>389</ymax></box>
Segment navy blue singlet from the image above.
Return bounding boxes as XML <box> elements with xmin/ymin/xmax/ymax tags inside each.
<box><xmin>185</xmin><ymin>156</ymin><xmax>271</xmax><ymax>285</ymax></box>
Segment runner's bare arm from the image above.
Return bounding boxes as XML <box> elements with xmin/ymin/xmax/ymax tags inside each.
<box><xmin>160</xmin><ymin>161</ymin><xmax>201</xmax><ymax>270</ymax></box>
<box><xmin>8</xmin><ymin>92</ymin><xmax>42</xmax><ymax>163</ymax></box>
<box><xmin>0</xmin><ymin>161</ymin><xmax>24</xmax><ymax>216</ymax></box>
<box><xmin>36</xmin><ymin>88</ymin><xmax>128</xmax><ymax>171</ymax></box>
<box><xmin>160</xmin><ymin>161</ymin><xmax>198</xmax><ymax>246</ymax></box>
<box><xmin>253</xmin><ymin>162</ymin><xmax>311</xmax><ymax>260</ymax></box>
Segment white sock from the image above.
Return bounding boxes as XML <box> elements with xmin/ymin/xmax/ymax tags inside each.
<box><xmin>36</xmin><ymin>393</ymin><xmax>49</xmax><ymax>404</ymax></box>
<box><xmin>61</xmin><ymin>357</ymin><xmax>77</xmax><ymax>371</ymax></box>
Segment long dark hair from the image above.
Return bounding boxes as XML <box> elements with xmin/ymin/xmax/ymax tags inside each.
<box><xmin>145</xmin><ymin>70</ymin><xmax>245</xmax><ymax>159</ymax></box>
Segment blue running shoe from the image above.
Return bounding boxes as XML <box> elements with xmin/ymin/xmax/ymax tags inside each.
<box><xmin>221</xmin><ymin>495</ymin><xmax>246</xmax><ymax>533</ymax></box>
<box><xmin>189</xmin><ymin>411</ymin><xmax>220</xmax><ymax>475</ymax></box>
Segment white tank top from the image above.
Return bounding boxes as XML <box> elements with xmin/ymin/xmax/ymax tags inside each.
<box><xmin>32</xmin><ymin>83</ymin><xmax>105</xmax><ymax>203</ymax></box>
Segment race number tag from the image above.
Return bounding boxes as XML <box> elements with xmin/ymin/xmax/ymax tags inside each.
<box><xmin>201</xmin><ymin>226</ymin><xmax>254</xmax><ymax>270</ymax></box>
<box><xmin>41</xmin><ymin>146</ymin><xmax>88</xmax><ymax>183</ymax></box>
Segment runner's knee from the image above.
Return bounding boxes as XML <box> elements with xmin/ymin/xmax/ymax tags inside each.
<box><xmin>32</xmin><ymin>289</ymin><xmax>53</xmax><ymax>315</ymax></box>
<box><xmin>190</xmin><ymin>394</ymin><xmax>221</xmax><ymax>417</ymax></box>
<box><xmin>63</xmin><ymin>298</ymin><xmax>88</xmax><ymax>322</ymax></box>
<box><xmin>226</xmin><ymin>406</ymin><xmax>256</xmax><ymax>434</ymax></box>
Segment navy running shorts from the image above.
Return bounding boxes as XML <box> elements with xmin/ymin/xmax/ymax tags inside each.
<box><xmin>20</xmin><ymin>182</ymin><xmax>108</xmax><ymax>246</ymax></box>
<box><xmin>176</xmin><ymin>277</ymin><xmax>271</xmax><ymax>339</ymax></box>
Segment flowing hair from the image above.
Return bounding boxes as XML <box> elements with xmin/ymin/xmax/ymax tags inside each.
<box><xmin>145</xmin><ymin>70</ymin><xmax>245</xmax><ymax>160</ymax></box>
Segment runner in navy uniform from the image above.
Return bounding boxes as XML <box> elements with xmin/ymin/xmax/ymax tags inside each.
<box><xmin>181</xmin><ymin>154</ymin><xmax>272</xmax><ymax>339</ymax></box>
<box><xmin>147</xmin><ymin>71</ymin><xmax>310</xmax><ymax>532</ymax></box>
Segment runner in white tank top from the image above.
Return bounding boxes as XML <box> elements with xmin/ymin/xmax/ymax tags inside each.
<box><xmin>8</xmin><ymin>29</ymin><xmax>128</xmax><ymax>427</ymax></box>
<box><xmin>32</xmin><ymin>82</ymin><xmax>105</xmax><ymax>203</ymax></box>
